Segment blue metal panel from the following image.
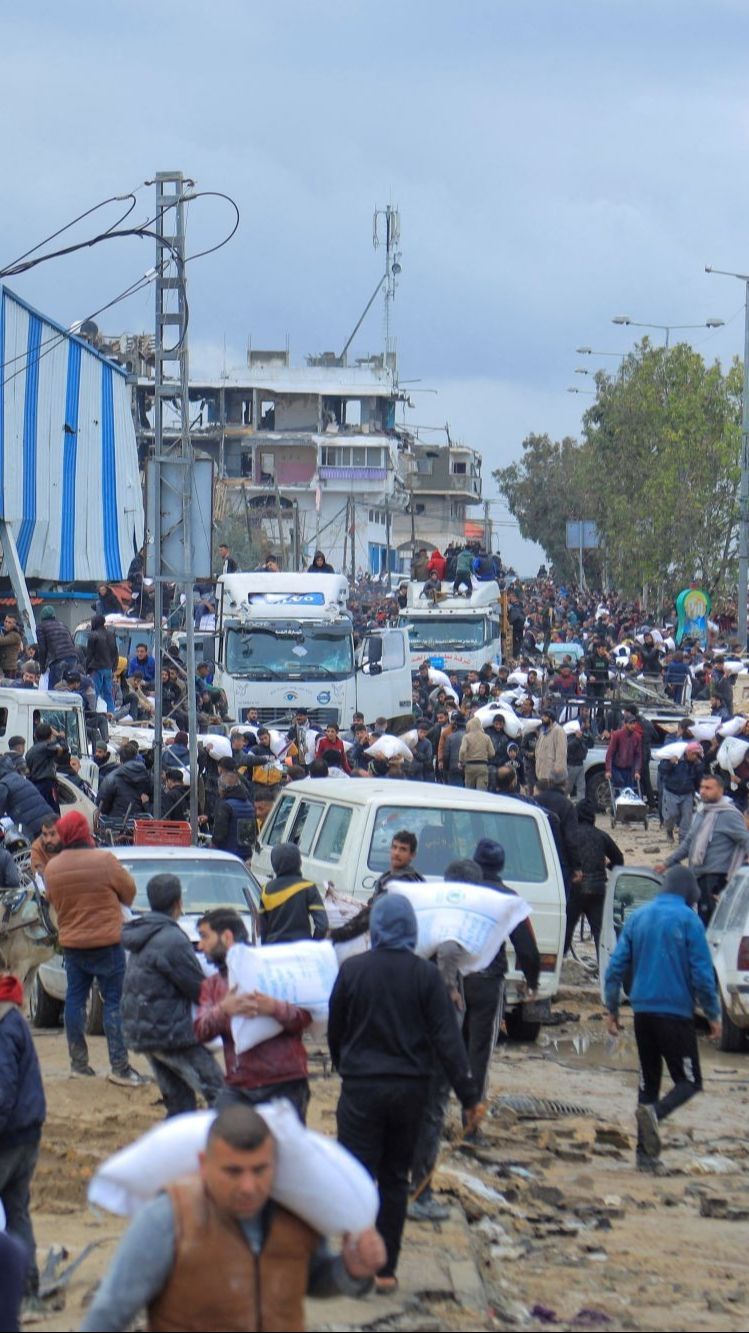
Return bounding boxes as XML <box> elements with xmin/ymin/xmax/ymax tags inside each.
<box><xmin>101</xmin><ymin>362</ymin><xmax>120</xmax><ymax>579</ymax></box>
<box><xmin>17</xmin><ymin>314</ymin><xmax>42</xmax><ymax>565</ymax></box>
<box><xmin>0</xmin><ymin>289</ymin><xmax>4</xmax><ymax>515</ymax></box>
<box><xmin>59</xmin><ymin>339</ymin><xmax>81</xmax><ymax>581</ymax></box>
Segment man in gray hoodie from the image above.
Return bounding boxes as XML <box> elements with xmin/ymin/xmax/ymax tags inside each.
<box><xmin>655</xmin><ymin>773</ymin><xmax>749</xmax><ymax>923</ymax></box>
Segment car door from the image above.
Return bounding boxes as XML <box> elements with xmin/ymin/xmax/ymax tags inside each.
<box><xmin>599</xmin><ymin>865</ymin><xmax>662</xmax><ymax>1002</ymax></box>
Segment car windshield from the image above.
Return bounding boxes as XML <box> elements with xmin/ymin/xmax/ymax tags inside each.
<box><xmin>406</xmin><ymin>618</ymin><xmax>490</xmax><ymax>651</ymax></box>
<box><xmin>119</xmin><ymin>857</ymin><xmax>261</xmax><ymax>914</ymax></box>
<box><xmin>367</xmin><ymin>805</ymin><xmax>547</xmax><ymax>881</ymax></box>
<box><xmin>225</xmin><ymin>624</ymin><xmax>353</xmax><ymax>679</ymax></box>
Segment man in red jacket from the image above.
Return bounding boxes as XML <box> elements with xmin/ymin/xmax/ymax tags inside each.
<box><xmin>605</xmin><ymin>716</ymin><xmax>642</xmax><ymax>792</ymax></box>
<box><xmin>314</xmin><ymin>723</ymin><xmax>351</xmax><ymax>774</ymax></box>
<box><xmin>195</xmin><ymin>909</ymin><xmax>312</xmax><ymax>1121</ymax></box>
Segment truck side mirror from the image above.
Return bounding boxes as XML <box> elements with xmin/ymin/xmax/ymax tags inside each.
<box><xmin>361</xmin><ymin>636</ymin><xmax>382</xmax><ymax>675</ymax></box>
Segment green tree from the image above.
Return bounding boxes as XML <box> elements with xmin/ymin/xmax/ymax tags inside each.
<box><xmin>493</xmin><ymin>432</ymin><xmax>591</xmax><ymax>583</ymax></box>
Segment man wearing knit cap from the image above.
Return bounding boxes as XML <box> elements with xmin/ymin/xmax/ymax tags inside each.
<box><xmin>44</xmin><ymin>813</ymin><xmax>147</xmax><ymax>1086</ymax></box>
<box><xmin>604</xmin><ymin>865</ymin><xmax>720</xmax><ymax>1172</ymax></box>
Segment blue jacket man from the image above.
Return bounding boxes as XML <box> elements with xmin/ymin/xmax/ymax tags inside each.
<box><xmin>604</xmin><ymin>866</ymin><xmax>719</xmax><ymax>1172</ymax></box>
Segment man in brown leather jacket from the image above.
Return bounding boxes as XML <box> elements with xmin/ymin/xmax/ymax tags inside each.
<box><xmin>81</xmin><ymin>1104</ymin><xmax>385</xmax><ymax>1332</ymax></box>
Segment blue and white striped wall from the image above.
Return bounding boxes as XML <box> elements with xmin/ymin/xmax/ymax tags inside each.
<box><xmin>0</xmin><ymin>287</ymin><xmax>144</xmax><ymax>581</ymax></box>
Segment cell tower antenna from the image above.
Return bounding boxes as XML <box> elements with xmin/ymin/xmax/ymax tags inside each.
<box><xmin>373</xmin><ymin>203</ymin><xmax>401</xmax><ymax>380</ymax></box>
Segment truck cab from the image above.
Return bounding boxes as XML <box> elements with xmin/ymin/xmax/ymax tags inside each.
<box><xmin>399</xmin><ymin>579</ymin><xmax>502</xmax><ymax>675</ymax></box>
<box><xmin>210</xmin><ymin>573</ymin><xmax>412</xmax><ymax>728</ymax></box>
<box><xmin>0</xmin><ymin>686</ymin><xmax>95</xmax><ymax>783</ymax></box>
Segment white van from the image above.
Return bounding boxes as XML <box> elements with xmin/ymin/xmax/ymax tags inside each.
<box><xmin>253</xmin><ymin>778</ymin><xmax>566</xmax><ymax>1040</ymax></box>
<box><xmin>0</xmin><ymin>687</ymin><xmax>96</xmax><ymax>785</ymax></box>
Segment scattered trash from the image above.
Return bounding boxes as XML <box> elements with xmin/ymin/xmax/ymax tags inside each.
<box><xmin>699</xmin><ymin>1196</ymin><xmax>749</xmax><ymax>1221</ymax></box>
<box><xmin>685</xmin><ymin>1154</ymin><xmax>736</xmax><ymax>1176</ymax></box>
<box><xmin>530</xmin><ymin>1303</ymin><xmax>559</xmax><ymax>1324</ymax></box>
<box><xmin>493</xmin><ymin>1094</ymin><xmax>592</xmax><ymax>1119</ymax></box>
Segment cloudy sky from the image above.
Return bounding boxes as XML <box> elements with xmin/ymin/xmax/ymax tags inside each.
<box><xmin>2</xmin><ymin>0</ymin><xmax>748</xmax><ymax>572</ymax></box>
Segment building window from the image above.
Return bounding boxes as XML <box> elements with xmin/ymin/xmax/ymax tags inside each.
<box><xmin>415</xmin><ymin>458</ymin><xmax>433</xmax><ymax>474</ymax></box>
<box><xmin>260</xmin><ymin>452</ymin><xmax>275</xmax><ymax>482</ymax></box>
<box><xmin>366</xmin><ymin>447</ymin><xmax>384</xmax><ymax>467</ymax></box>
<box><xmin>451</xmin><ymin>460</ymin><xmax>467</xmax><ymax>475</ymax></box>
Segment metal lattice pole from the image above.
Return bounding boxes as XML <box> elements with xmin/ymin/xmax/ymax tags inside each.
<box><xmin>150</xmin><ymin>171</ymin><xmax>199</xmax><ymax>837</ymax></box>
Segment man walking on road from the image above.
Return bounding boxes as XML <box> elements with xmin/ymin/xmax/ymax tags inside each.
<box><xmin>81</xmin><ymin>1104</ymin><xmax>385</xmax><ymax>1332</ymax></box>
<box><xmin>655</xmin><ymin>773</ymin><xmax>749</xmax><ymax>923</ymax></box>
<box><xmin>604</xmin><ymin>866</ymin><xmax>720</xmax><ymax>1173</ymax></box>
<box><xmin>121</xmin><ymin>874</ymin><xmax>224</xmax><ymax>1116</ymax></box>
<box><xmin>44</xmin><ymin>811</ymin><xmax>146</xmax><ymax>1085</ymax></box>
<box><xmin>328</xmin><ymin>893</ymin><xmax>480</xmax><ymax>1291</ymax></box>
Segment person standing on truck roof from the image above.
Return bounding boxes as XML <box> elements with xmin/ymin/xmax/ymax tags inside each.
<box><xmin>307</xmin><ymin>550</ymin><xmax>335</xmax><ymax>573</ymax></box>
<box><xmin>604</xmin><ymin>866</ymin><xmax>720</xmax><ymax>1173</ymax></box>
<box><xmin>452</xmin><ymin>547</ymin><xmax>474</xmax><ymax>597</ymax></box>
<box><xmin>34</xmin><ymin>606</ymin><xmax>79</xmax><ymax>689</ymax></box>
<box><xmin>85</xmin><ymin>614</ymin><xmax>118</xmax><ymax>714</ymax></box>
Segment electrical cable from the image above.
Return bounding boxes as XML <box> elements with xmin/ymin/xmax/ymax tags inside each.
<box><xmin>1</xmin><ymin>192</ymin><xmax>139</xmax><ymax>274</ymax></box>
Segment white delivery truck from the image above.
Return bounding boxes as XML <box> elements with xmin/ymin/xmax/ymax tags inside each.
<box><xmin>0</xmin><ymin>686</ymin><xmax>96</xmax><ymax>785</ymax></box>
<box><xmin>209</xmin><ymin>573</ymin><xmax>413</xmax><ymax>729</ymax></box>
<box><xmin>399</xmin><ymin>579</ymin><xmax>503</xmax><ymax>675</ymax></box>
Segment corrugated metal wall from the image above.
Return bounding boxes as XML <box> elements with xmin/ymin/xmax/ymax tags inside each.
<box><xmin>0</xmin><ymin>287</ymin><xmax>144</xmax><ymax>581</ymax></box>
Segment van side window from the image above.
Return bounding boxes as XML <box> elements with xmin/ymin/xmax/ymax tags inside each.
<box><xmin>264</xmin><ymin>794</ymin><xmax>295</xmax><ymax>847</ymax></box>
<box><xmin>381</xmin><ymin>635</ymin><xmax>405</xmax><ymax>670</ymax></box>
<box><xmin>288</xmin><ymin>800</ymin><xmax>325</xmax><ymax>854</ymax></box>
<box><xmin>314</xmin><ymin>806</ymin><xmax>353</xmax><ymax>863</ymax></box>
<box><xmin>0</xmin><ymin>708</ymin><xmax>7</xmax><ymax>737</ymax></box>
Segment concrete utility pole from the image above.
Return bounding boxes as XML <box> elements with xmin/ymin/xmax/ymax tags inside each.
<box><xmin>706</xmin><ymin>267</ymin><xmax>749</xmax><ymax>649</ymax></box>
<box><xmin>150</xmin><ymin>171</ymin><xmax>200</xmax><ymax>834</ymax></box>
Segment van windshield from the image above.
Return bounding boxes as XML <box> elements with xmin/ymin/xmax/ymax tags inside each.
<box><xmin>367</xmin><ymin>805</ymin><xmax>547</xmax><ymax>882</ymax></box>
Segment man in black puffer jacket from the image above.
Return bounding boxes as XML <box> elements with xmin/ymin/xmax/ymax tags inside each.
<box><xmin>97</xmin><ymin>741</ymin><xmax>152</xmax><ymax>822</ymax></box>
<box><xmin>121</xmin><ymin>874</ymin><xmax>224</xmax><ymax>1116</ymax></box>
<box><xmin>564</xmin><ymin>799</ymin><xmax>623</xmax><ymax>957</ymax></box>
<box><xmin>0</xmin><ymin>758</ymin><xmax>55</xmax><ymax>838</ymax></box>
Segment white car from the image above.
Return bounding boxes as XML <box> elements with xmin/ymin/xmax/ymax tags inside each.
<box><xmin>599</xmin><ymin>865</ymin><xmax>749</xmax><ymax>1052</ymax></box>
<box><xmin>707</xmin><ymin>869</ymin><xmax>749</xmax><ymax>1051</ymax></box>
<box><xmin>30</xmin><ymin>846</ymin><xmax>261</xmax><ymax>1029</ymax></box>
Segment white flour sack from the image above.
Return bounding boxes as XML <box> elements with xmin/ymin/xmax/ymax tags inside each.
<box><xmin>716</xmin><ymin>736</ymin><xmax>749</xmax><ymax>776</ymax></box>
<box><xmin>364</xmin><ymin>734</ymin><xmax>413</xmax><ymax>761</ymax></box>
<box><xmin>226</xmin><ymin>940</ymin><xmax>339</xmax><ymax>1054</ymax></box>
<box><xmin>386</xmin><ymin>879</ymin><xmax>531</xmax><ymax>974</ymax></box>
<box><xmin>88</xmin><ymin>1101</ymin><xmax>379</xmax><ymax>1234</ymax></box>
<box><xmin>652</xmin><ymin>741</ymin><xmax>688</xmax><ymax>761</ymax></box>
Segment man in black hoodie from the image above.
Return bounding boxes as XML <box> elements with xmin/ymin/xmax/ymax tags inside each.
<box><xmin>329</xmin><ymin>893</ymin><xmax>480</xmax><ymax>1291</ymax></box>
<box><xmin>121</xmin><ymin>874</ymin><xmax>224</xmax><ymax>1116</ymax></box>
<box><xmin>259</xmin><ymin>843</ymin><xmax>328</xmax><ymax>943</ymax></box>
<box><xmin>565</xmin><ymin>800</ymin><xmax>623</xmax><ymax>957</ymax></box>
<box><xmin>468</xmin><ymin>841</ymin><xmax>540</xmax><ymax>1104</ymax></box>
<box><xmin>85</xmin><ymin>614</ymin><xmax>118</xmax><ymax>713</ymax></box>
<box><xmin>97</xmin><ymin>740</ymin><xmax>152</xmax><ymax>822</ymax></box>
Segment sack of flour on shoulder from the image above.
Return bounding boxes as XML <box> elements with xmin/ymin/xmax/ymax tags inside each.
<box><xmin>386</xmin><ymin>879</ymin><xmax>530</xmax><ymax>974</ymax></box>
<box><xmin>226</xmin><ymin>939</ymin><xmax>339</xmax><ymax>1054</ymax></box>
<box><xmin>88</xmin><ymin>1100</ymin><xmax>378</xmax><ymax>1234</ymax></box>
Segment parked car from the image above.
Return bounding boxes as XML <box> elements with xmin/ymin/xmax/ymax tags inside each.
<box><xmin>29</xmin><ymin>846</ymin><xmax>261</xmax><ymax>1029</ymax></box>
<box><xmin>599</xmin><ymin>864</ymin><xmax>749</xmax><ymax>1052</ymax></box>
<box><xmin>253</xmin><ymin>777</ymin><xmax>566</xmax><ymax>1041</ymax></box>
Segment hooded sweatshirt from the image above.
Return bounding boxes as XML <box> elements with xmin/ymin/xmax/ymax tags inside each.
<box><xmin>604</xmin><ymin>867</ymin><xmax>719</xmax><ymax>1021</ymax></box>
<box><xmin>574</xmin><ymin>799</ymin><xmax>623</xmax><ymax>897</ymax></box>
<box><xmin>459</xmin><ymin>716</ymin><xmax>495</xmax><ymax>766</ymax></box>
<box><xmin>327</xmin><ymin>894</ymin><xmax>478</xmax><ymax>1105</ymax></box>
<box><xmin>259</xmin><ymin>843</ymin><xmax>328</xmax><ymax>943</ymax></box>
<box><xmin>472</xmin><ymin>839</ymin><xmax>540</xmax><ymax>988</ymax></box>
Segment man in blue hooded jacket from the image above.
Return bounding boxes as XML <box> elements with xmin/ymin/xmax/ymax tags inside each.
<box><xmin>328</xmin><ymin>894</ymin><xmax>480</xmax><ymax>1291</ymax></box>
<box><xmin>604</xmin><ymin>865</ymin><xmax>720</xmax><ymax>1172</ymax></box>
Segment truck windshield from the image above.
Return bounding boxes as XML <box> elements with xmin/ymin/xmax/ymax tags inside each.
<box><xmin>225</xmin><ymin>624</ymin><xmax>353</xmax><ymax>679</ymax></box>
<box><xmin>406</xmin><ymin>617</ymin><xmax>490</xmax><ymax>650</ymax></box>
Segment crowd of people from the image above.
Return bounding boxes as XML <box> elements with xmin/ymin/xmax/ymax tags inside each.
<box><xmin>0</xmin><ymin>562</ymin><xmax>746</xmax><ymax>1328</ymax></box>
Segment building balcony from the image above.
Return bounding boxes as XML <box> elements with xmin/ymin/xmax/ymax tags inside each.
<box><xmin>408</xmin><ymin>470</ymin><xmax>482</xmax><ymax>500</ymax></box>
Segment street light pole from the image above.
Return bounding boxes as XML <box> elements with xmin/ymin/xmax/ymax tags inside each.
<box><xmin>706</xmin><ymin>266</ymin><xmax>749</xmax><ymax>648</ymax></box>
<box><xmin>611</xmin><ymin>316</ymin><xmax>724</xmax><ymax>346</ymax></box>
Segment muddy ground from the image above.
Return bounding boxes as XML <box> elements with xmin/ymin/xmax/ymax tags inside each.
<box><xmin>21</xmin><ymin>817</ymin><xmax>749</xmax><ymax>1332</ymax></box>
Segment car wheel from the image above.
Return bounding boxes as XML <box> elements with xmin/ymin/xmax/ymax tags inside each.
<box><xmin>719</xmin><ymin>998</ymin><xmax>745</xmax><ymax>1052</ymax></box>
<box><xmin>29</xmin><ymin>972</ymin><xmax>64</xmax><ymax>1028</ymax></box>
<box><xmin>586</xmin><ymin>770</ymin><xmax>610</xmax><ymax>814</ymax></box>
<box><xmin>86</xmin><ymin>985</ymin><xmax>104</xmax><ymax>1035</ymax></box>
<box><xmin>504</xmin><ymin>1008</ymin><xmax>541</xmax><ymax>1043</ymax></box>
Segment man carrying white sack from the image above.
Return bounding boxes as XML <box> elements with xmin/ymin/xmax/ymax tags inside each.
<box><xmin>328</xmin><ymin>893</ymin><xmax>481</xmax><ymax>1293</ymax></box>
<box><xmin>80</xmin><ymin>1103</ymin><xmax>385</xmax><ymax>1333</ymax></box>
<box><xmin>195</xmin><ymin>909</ymin><xmax>312</xmax><ymax>1122</ymax></box>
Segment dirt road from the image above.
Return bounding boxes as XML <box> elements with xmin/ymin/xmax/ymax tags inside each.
<box><xmin>22</xmin><ymin>817</ymin><xmax>749</xmax><ymax>1332</ymax></box>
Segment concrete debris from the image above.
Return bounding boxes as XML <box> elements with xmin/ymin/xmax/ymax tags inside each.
<box><xmin>699</xmin><ymin>1195</ymin><xmax>749</xmax><ymax>1221</ymax></box>
<box><xmin>685</xmin><ymin>1154</ymin><xmax>737</xmax><ymax>1175</ymax></box>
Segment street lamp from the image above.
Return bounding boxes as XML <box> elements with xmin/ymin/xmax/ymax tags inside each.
<box><xmin>611</xmin><ymin>315</ymin><xmax>724</xmax><ymax>348</ymax></box>
<box><xmin>574</xmin><ymin>368</ymin><xmax>591</xmax><ymax>375</ymax></box>
<box><xmin>576</xmin><ymin>347</ymin><xmax>624</xmax><ymax>357</ymax></box>
<box><xmin>706</xmin><ymin>265</ymin><xmax>749</xmax><ymax>649</ymax></box>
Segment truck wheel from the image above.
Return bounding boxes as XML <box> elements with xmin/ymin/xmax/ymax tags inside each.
<box><xmin>719</xmin><ymin>998</ymin><xmax>745</xmax><ymax>1052</ymax></box>
<box><xmin>586</xmin><ymin>770</ymin><xmax>610</xmax><ymax>814</ymax></box>
<box><xmin>29</xmin><ymin>972</ymin><xmax>63</xmax><ymax>1028</ymax></box>
<box><xmin>86</xmin><ymin>985</ymin><xmax>104</xmax><ymax>1035</ymax></box>
<box><xmin>505</xmin><ymin>1008</ymin><xmax>541</xmax><ymax>1043</ymax></box>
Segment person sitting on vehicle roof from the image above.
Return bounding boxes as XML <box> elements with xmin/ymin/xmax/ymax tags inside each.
<box><xmin>307</xmin><ymin>550</ymin><xmax>335</xmax><ymax>574</ymax></box>
<box><xmin>126</xmin><ymin>643</ymin><xmax>156</xmax><ymax>684</ymax></box>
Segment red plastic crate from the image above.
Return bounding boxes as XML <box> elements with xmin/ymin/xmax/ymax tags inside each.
<box><xmin>133</xmin><ymin>819</ymin><xmax>192</xmax><ymax>847</ymax></box>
